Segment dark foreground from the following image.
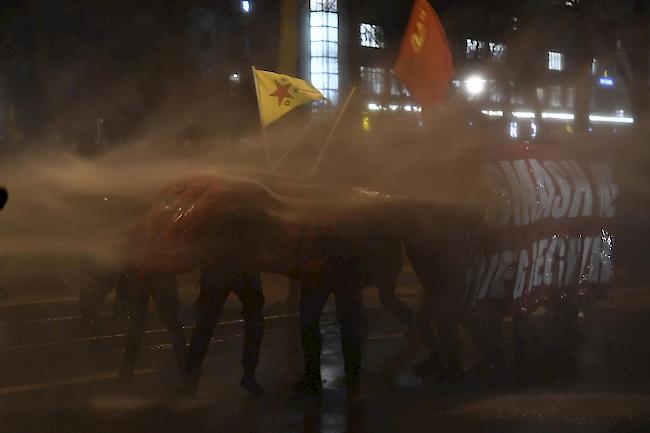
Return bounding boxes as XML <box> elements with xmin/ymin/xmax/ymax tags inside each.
<box><xmin>1</xmin><ymin>275</ymin><xmax>649</xmax><ymax>433</ymax></box>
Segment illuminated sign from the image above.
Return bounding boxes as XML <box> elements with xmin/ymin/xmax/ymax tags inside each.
<box><xmin>598</xmin><ymin>77</ymin><xmax>614</xmax><ymax>87</ymax></box>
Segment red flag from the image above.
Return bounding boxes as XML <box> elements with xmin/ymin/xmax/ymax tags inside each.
<box><xmin>395</xmin><ymin>0</ymin><xmax>454</xmax><ymax>108</ymax></box>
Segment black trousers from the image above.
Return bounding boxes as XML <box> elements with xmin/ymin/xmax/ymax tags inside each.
<box><xmin>186</xmin><ymin>270</ymin><xmax>265</xmax><ymax>381</ymax></box>
<box><xmin>299</xmin><ymin>259</ymin><xmax>365</xmax><ymax>383</ymax></box>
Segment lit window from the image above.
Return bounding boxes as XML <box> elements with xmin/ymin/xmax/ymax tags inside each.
<box><xmin>389</xmin><ymin>71</ymin><xmax>409</xmax><ymax>96</ymax></box>
<box><xmin>390</xmin><ymin>76</ymin><xmax>401</xmax><ymax>96</ymax></box>
<box><xmin>509</xmin><ymin>121</ymin><xmax>518</xmax><ymax>139</ymax></box>
<box><xmin>310</xmin><ymin>0</ymin><xmax>339</xmax><ymax>103</ymax></box>
<box><xmin>510</xmin><ymin>82</ymin><xmax>524</xmax><ymax>105</ymax></box>
<box><xmin>241</xmin><ymin>0</ymin><xmax>251</xmax><ymax>13</ymax></box>
<box><xmin>488</xmin><ymin>80</ymin><xmax>503</xmax><ymax>103</ymax></box>
<box><xmin>467</xmin><ymin>39</ymin><xmax>505</xmax><ymax>60</ymax></box>
<box><xmin>360</xmin><ymin>66</ymin><xmax>385</xmax><ymax>95</ymax></box>
<box><xmin>310</xmin><ymin>0</ymin><xmax>337</xmax><ymax>12</ymax></box>
<box><xmin>536</xmin><ymin>87</ymin><xmax>545</xmax><ymax>103</ymax></box>
<box><xmin>549</xmin><ymin>85</ymin><xmax>562</xmax><ymax>108</ymax></box>
<box><xmin>488</xmin><ymin>42</ymin><xmax>506</xmax><ymax>61</ymax></box>
<box><xmin>466</xmin><ymin>39</ymin><xmax>486</xmax><ymax>59</ymax></box>
<box><xmin>548</xmin><ymin>51</ymin><xmax>564</xmax><ymax>71</ymax></box>
<box><xmin>360</xmin><ymin>23</ymin><xmax>384</xmax><ymax>48</ymax></box>
<box><xmin>566</xmin><ymin>87</ymin><xmax>576</xmax><ymax>108</ymax></box>
<box><xmin>466</xmin><ymin>39</ymin><xmax>478</xmax><ymax>58</ymax></box>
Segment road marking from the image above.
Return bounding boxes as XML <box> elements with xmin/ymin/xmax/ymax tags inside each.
<box><xmin>0</xmin><ymin>368</ymin><xmax>158</xmax><ymax>395</ymax></box>
<box><xmin>0</xmin><ymin>312</ymin><xmax>298</xmax><ymax>351</ymax></box>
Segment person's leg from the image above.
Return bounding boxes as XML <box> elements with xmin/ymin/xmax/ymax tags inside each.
<box><xmin>334</xmin><ymin>271</ymin><xmax>365</xmax><ymax>396</ymax></box>
<box><xmin>120</xmin><ymin>281</ymin><xmax>150</xmax><ymax>381</ymax></box>
<box><xmin>186</xmin><ymin>272</ymin><xmax>230</xmax><ymax>389</ymax></box>
<box><xmin>293</xmin><ymin>280</ymin><xmax>330</xmax><ymax>393</ymax></box>
<box><xmin>412</xmin><ymin>288</ymin><xmax>444</xmax><ymax>372</ymax></box>
<box><xmin>234</xmin><ymin>274</ymin><xmax>265</xmax><ymax>394</ymax></box>
<box><xmin>436</xmin><ymin>317</ymin><xmax>464</xmax><ymax>382</ymax></box>
<box><xmin>151</xmin><ymin>275</ymin><xmax>186</xmax><ymax>379</ymax></box>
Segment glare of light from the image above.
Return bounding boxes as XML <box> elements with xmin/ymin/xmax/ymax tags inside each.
<box><xmin>541</xmin><ymin>112</ymin><xmax>574</xmax><ymax>121</ymax></box>
<box><xmin>413</xmin><ymin>106</ymin><xmax>422</xmax><ymax>112</ymax></box>
<box><xmin>229</xmin><ymin>72</ymin><xmax>241</xmax><ymax>83</ymax></box>
<box><xmin>531</xmin><ymin>121</ymin><xmax>538</xmax><ymax>138</ymax></box>
<box><xmin>599</xmin><ymin>77</ymin><xmax>614</xmax><ymax>87</ymax></box>
<box><xmin>404</xmin><ymin>105</ymin><xmax>412</xmax><ymax>112</ymax></box>
<box><xmin>367</xmin><ymin>103</ymin><xmax>382</xmax><ymax>111</ymax></box>
<box><xmin>513</xmin><ymin>111</ymin><xmax>535</xmax><ymax>119</ymax></box>
<box><xmin>464</xmin><ymin>75</ymin><xmax>487</xmax><ymax>95</ymax></box>
<box><xmin>389</xmin><ymin>104</ymin><xmax>399</xmax><ymax>111</ymax></box>
<box><xmin>241</xmin><ymin>0</ymin><xmax>251</xmax><ymax>13</ymax></box>
<box><xmin>589</xmin><ymin>114</ymin><xmax>634</xmax><ymax>124</ymax></box>
<box><xmin>481</xmin><ymin>109</ymin><xmax>504</xmax><ymax>117</ymax></box>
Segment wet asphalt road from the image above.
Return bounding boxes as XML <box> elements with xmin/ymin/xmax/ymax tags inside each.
<box><xmin>1</xmin><ymin>276</ymin><xmax>649</xmax><ymax>433</ymax></box>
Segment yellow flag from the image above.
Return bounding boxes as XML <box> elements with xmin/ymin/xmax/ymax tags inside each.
<box><xmin>253</xmin><ymin>68</ymin><xmax>326</xmax><ymax>126</ymax></box>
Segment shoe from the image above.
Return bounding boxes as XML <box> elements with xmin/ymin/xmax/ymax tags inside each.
<box><xmin>291</xmin><ymin>375</ymin><xmax>323</xmax><ymax>395</ymax></box>
<box><xmin>440</xmin><ymin>362</ymin><xmax>464</xmax><ymax>383</ymax></box>
<box><xmin>413</xmin><ymin>354</ymin><xmax>443</xmax><ymax>379</ymax></box>
<box><xmin>240</xmin><ymin>372</ymin><xmax>263</xmax><ymax>396</ymax></box>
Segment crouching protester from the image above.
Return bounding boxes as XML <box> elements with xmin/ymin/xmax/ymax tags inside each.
<box><xmin>185</xmin><ymin>268</ymin><xmax>265</xmax><ymax>396</ymax></box>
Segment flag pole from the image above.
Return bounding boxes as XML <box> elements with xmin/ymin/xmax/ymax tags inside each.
<box><xmin>309</xmin><ymin>86</ymin><xmax>356</xmax><ymax>176</ymax></box>
<box><xmin>252</xmin><ymin>66</ymin><xmax>273</xmax><ymax>172</ymax></box>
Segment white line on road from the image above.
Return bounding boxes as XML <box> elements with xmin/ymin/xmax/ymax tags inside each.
<box><xmin>0</xmin><ymin>368</ymin><xmax>158</xmax><ymax>396</ymax></box>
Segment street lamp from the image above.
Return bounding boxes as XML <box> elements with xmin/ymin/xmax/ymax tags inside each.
<box><xmin>464</xmin><ymin>75</ymin><xmax>486</xmax><ymax>96</ymax></box>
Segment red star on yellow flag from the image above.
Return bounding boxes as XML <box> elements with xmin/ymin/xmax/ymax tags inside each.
<box><xmin>270</xmin><ymin>81</ymin><xmax>295</xmax><ymax>106</ymax></box>
<box><xmin>253</xmin><ymin>67</ymin><xmax>326</xmax><ymax>126</ymax></box>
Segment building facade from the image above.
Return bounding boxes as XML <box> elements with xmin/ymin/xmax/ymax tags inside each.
<box><xmin>0</xmin><ymin>0</ymin><xmax>647</xmax><ymax>148</ymax></box>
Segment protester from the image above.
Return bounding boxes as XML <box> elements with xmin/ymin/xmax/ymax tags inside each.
<box><xmin>120</xmin><ymin>272</ymin><xmax>186</xmax><ymax>382</ymax></box>
<box><xmin>293</xmin><ymin>245</ymin><xmax>366</xmax><ymax>398</ymax></box>
<box><xmin>185</xmin><ymin>269</ymin><xmax>265</xmax><ymax>396</ymax></box>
